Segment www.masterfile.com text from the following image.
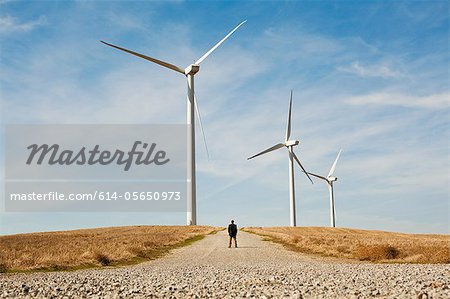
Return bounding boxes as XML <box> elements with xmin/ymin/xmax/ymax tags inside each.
<box><xmin>9</xmin><ymin>191</ymin><xmax>182</xmax><ymax>201</ymax></box>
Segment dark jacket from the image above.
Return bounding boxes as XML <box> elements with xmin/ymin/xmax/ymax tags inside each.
<box><xmin>228</xmin><ymin>223</ymin><xmax>237</xmax><ymax>237</ymax></box>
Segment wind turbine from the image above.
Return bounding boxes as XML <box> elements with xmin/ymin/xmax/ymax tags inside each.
<box><xmin>306</xmin><ymin>150</ymin><xmax>342</xmax><ymax>227</ymax></box>
<box><xmin>247</xmin><ymin>91</ymin><xmax>313</xmax><ymax>227</ymax></box>
<box><xmin>101</xmin><ymin>20</ymin><xmax>247</xmax><ymax>225</ymax></box>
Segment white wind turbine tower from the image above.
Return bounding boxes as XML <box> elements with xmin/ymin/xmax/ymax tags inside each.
<box><xmin>306</xmin><ymin>150</ymin><xmax>342</xmax><ymax>227</ymax></box>
<box><xmin>101</xmin><ymin>20</ymin><xmax>247</xmax><ymax>225</ymax></box>
<box><xmin>247</xmin><ymin>91</ymin><xmax>313</xmax><ymax>227</ymax></box>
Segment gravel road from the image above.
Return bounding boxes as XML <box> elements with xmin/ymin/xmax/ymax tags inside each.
<box><xmin>1</xmin><ymin>230</ymin><xmax>449</xmax><ymax>298</ymax></box>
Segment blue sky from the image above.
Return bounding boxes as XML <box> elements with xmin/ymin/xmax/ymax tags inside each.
<box><xmin>0</xmin><ymin>0</ymin><xmax>448</xmax><ymax>235</ymax></box>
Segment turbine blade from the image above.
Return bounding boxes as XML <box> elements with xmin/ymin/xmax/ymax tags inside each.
<box><xmin>100</xmin><ymin>41</ymin><xmax>185</xmax><ymax>74</ymax></box>
<box><xmin>193</xmin><ymin>92</ymin><xmax>210</xmax><ymax>161</ymax></box>
<box><xmin>328</xmin><ymin>149</ymin><xmax>342</xmax><ymax>177</ymax></box>
<box><xmin>285</xmin><ymin>90</ymin><xmax>293</xmax><ymax>142</ymax></box>
<box><xmin>306</xmin><ymin>172</ymin><xmax>328</xmax><ymax>181</ymax></box>
<box><xmin>292</xmin><ymin>151</ymin><xmax>314</xmax><ymax>184</ymax></box>
<box><xmin>195</xmin><ymin>20</ymin><xmax>247</xmax><ymax>65</ymax></box>
<box><xmin>247</xmin><ymin>143</ymin><xmax>284</xmax><ymax>160</ymax></box>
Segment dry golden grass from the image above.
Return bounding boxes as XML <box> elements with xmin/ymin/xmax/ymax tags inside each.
<box><xmin>243</xmin><ymin>227</ymin><xmax>450</xmax><ymax>264</ymax></box>
<box><xmin>0</xmin><ymin>225</ymin><xmax>218</xmax><ymax>272</ymax></box>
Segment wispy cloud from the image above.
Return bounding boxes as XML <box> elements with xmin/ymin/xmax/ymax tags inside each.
<box><xmin>337</xmin><ymin>61</ymin><xmax>404</xmax><ymax>79</ymax></box>
<box><xmin>105</xmin><ymin>11</ymin><xmax>151</xmax><ymax>31</ymax></box>
<box><xmin>0</xmin><ymin>15</ymin><xmax>46</xmax><ymax>34</ymax></box>
<box><xmin>346</xmin><ymin>92</ymin><xmax>449</xmax><ymax>109</ymax></box>
<box><xmin>0</xmin><ymin>0</ymin><xmax>14</xmax><ymax>5</ymax></box>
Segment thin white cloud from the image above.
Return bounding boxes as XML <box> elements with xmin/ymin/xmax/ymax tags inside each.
<box><xmin>346</xmin><ymin>92</ymin><xmax>449</xmax><ymax>109</ymax></box>
<box><xmin>337</xmin><ymin>61</ymin><xmax>404</xmax><ymax>79</ymax></box>
<box><xmin>257</xmin><ymin>26</ymin><xmax>344</xmax><ymax>64</ymax></box>
<box><xmin>350</xmin><ymin>37</ymin><xmax>379</xmax><ymax>54</ymax></box>
<box><xmin>105</xmin><ymin>11</ymin><xmax>149</xmax><ymax>30</ymax></box>
<box><xmin>0</xmin><ymin>15</ymin><xmax>46</xmax><ymax>34</ymax></box>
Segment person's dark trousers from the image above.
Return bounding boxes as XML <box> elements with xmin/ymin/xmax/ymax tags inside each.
<box><xmin>228</xmin><ymin>236</ymin><xmax>237</xmax><ymax>248</ymax></box>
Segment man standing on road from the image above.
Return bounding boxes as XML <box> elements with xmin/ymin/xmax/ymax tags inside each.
<box><xmin>228</xmin><ymin>220</ymin><xmax>238</xmax><ymax>248</ymax></box>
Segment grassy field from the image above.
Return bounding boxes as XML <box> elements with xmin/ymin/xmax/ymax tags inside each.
<box><xmin>243</xmin><ymin>227</ymin><xmax>450</xmax><ymax>264</ymax></box>
<box><xmin>0</xmin><ymin>225</ymin><xmax>218</xmax><ymax>272</ymax></box>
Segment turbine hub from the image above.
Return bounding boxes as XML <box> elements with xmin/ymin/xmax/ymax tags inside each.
<box><xmin>285</xmin><ymin>140</ymin><xmax>299</xmax><ymax>147</ymax></box>
<box><xmin>185</xmin><ymin>64</ymin><xmax>200</xmax><ymax>75</ymax></box>
<box><xmin>328</xmin><ymin>176</ymin><xmax>337</xmax><ymax>182</ymax></box>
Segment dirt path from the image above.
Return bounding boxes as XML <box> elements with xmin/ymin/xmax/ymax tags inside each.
<box><xmin>1</xmin><ymin>230</ymin><xmax>449</xmax><ymax>298</ymax></box>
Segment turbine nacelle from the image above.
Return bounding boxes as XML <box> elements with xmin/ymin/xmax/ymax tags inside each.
<box><xmin>285</xmin><ymin>140</ymin><xmax>299</xmax><ymax>147</ymax></box>
<box><xmin>327</xmin><ymin>176</ymin><xmax>337</xmax><ymax>182</ymax></box>
<box><xmin>185</xmin><ymin>64</ymin><xmax>200</xmax><ymax>76</ymax></box>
